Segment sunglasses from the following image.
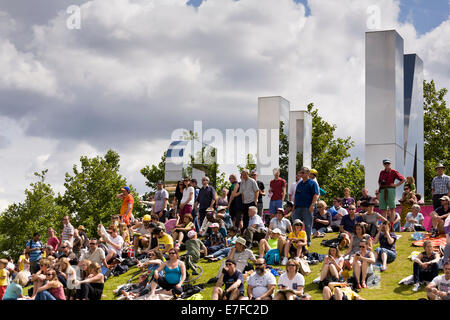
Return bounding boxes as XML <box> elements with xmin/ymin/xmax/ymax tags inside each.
<box><xmin>286</xmin><ymin>264</ymin><xmax>296</xmax><ymax>267</ymax></box>
<box><xmin>89</xmin><ymin>243</ymin><xmax>97</xmax><ymax>245</ymax></box>
<box><xmin>46</xmin><ymin>273</ymin><xmax>53</xmax><ymax>276</ymax></box>
<box><xmin>225</xmin><ymin>263</ymin><xmax>233</xmax><ymax>266</ymax></box>
<box><xmin>60</xmin><ymin>246</ymin><xmax>67</xmax><ymax>249</ymax></box>
<box><xmin>359</xmin><ymin>246</ymin><xmax>365</xmax><ymax>248</ymax></box>
<box><xmin>169</xmin><ymin>252</ymin><xmax>176</xmax><ymax>255</ymax></box>
<box><xmin>255</xmin><ymin>263</ymin><xmax>264</xmax><ymax>266</ymax></box>
<box><xmin>349</xmin><ymin>208</ymin><xmax>356</xmax><ymax>211</ymax></box>
<box><xmin>107</xmin><ymin>231</ymin><xmax>113</xmax><ymax>234</ymax></box>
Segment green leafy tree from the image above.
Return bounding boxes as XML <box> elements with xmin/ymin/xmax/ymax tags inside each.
<box><xmin>57</xmin><ymin>149</ymin><xmax>143</xmax><ymax>237</ymax></box>
<box><xmin>279</xmin><ymin>121</ymin><xmax>289</xmax><ymax>181</ymax></box>
<box><xmin>0</xmin><ymin>170</ymin><xmax>68</xmax><ymax>259</ymax></box>
<box><xmin>237</xmin><ymin>154</ymin><xmax>257</xmax><ymax>173</ymax></box>
<box><xmin>140</xmin><ymin>152</ymin><xmax>167</xmax><ymax>192</ymax></box>
<box><xmin>423</xmin><ymin>80</ymin><xmax>449</xmax><ymax>200</ymax></box>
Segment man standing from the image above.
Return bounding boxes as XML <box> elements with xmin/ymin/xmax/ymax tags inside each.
<box><xmin>251</xmin><ymin>170</ymin><xmax>265</xmax><ymax>217</ymax></box>
<box><xmin>117</xmin><ymin>186</ymin><xmax>134</xmax><ymax>226</ymax></box>
<box><xmin>154</xmin><ymin>181</ymin><xmax>169</xmax><ymax>222</ymax></box>
<box><xmin>269</xmin><ymin>168</ymin><xmax>286</xmax><ymax>217</ymax></box>
<box><xmin>378</xmin><ymin>159</ymin><xmax>406</xmax><ymax>223</ymax></box>
<box><xmin>191</xmin><ymin>178</ymin><xmax>201</xmax><ymax>232</ymax></box>
<box><xmin>432</xmin><ymin>164</ymin><xmax>450</xmax><ymax>210</ymax></box>
<box><xmin>237</xmin><ymin>170</ymin><xmax>260</xmax><ymax>231</ymax></box>
<box><xmin>61</xmin><ymin>215</ymin><xmax>74</xmax><ymax>249</ymax></box>
<box><xmin>195</xmin><ymin>176</ymin><xmax>217</xmax><ymax>227</ymax></box>
<box><xmin>25</xmin><ymin>232</ymin><xmax>44</xmax><ymax>274</ymax></box>
<box><xmin>294</xmin><ymin>167</ymin><xmax>319</xmax><ymax>247</ymax></box>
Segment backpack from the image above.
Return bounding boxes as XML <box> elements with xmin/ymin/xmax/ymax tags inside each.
<box><xmin>112</xmin><ymin>263</ymin><xmax>129</xmax><ymax>277</ymax></box>
<box><xmin>320</xmin><ymin>237</ymin><xmax>341</xmax><ymax>248</ymax></box>
<box><xmin>264</xmin><ymin>249</ymin><xmax>280</xmax><ymax>266</ymax></box>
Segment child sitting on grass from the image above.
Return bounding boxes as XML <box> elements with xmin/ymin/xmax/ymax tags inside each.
<box><xmin>182</xmin><ymin>230</ymin><xmax>207</xmax><ymax>275</ymax></box>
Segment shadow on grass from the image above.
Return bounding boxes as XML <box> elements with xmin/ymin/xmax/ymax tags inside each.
<box><xmin>393</xmin><ymin>284</ymin><xmax>420</xmax><ymax>297</ymax></box>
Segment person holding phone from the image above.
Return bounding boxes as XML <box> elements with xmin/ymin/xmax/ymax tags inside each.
<box><xmin>374</xmin><ymin>221</ymin><xmax>397</xmax><ymax>271</ymax></box>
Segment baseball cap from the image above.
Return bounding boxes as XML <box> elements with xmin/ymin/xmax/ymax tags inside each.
<box><xmin>293</xmin><ymin>219</ymin><xmax>303</xmax><ymax>226</ymax></box>
<box><xmin>217</xmin><ymin>206</ymin><xmax>227</xmax><ymax>212</ymax></box>
<box><xmin>210</xmin><ymin>223</ymin><xmax>220</xmax><ymax>228</ymax></box>
<box><xmin>206</xmin><ymin>207</ymin><xmax>215</xmax><ymax>213</ymax></box>
<box><xmin>439</xmin><ymin>195</ymin><xmax>450</xmax><ymax>202</ymax></box>
<box><xmin>276</xmin><ymin>208</ymin><xmax>285</xmax><ymax>214</ymax></box>
<box><xmin>157</xmin><ymin>180</ymin><xmax>164</xmax><ymax>185</ymax></box>
<box><xmin>382</xmin><ymin>159</ymin><xmax>391</xmax><ymax>164</ymax></box>
<box><xmin>121</xmin><ymin>186</ymin><xmax>130</xmax><ymax>192</ymax></box>
<box><xmin>187</xmin><ymin>230</ymin><xmax>197</xmax><ymax>239</ymax></box>
<box><xmin>143</xmin><ymin>214</ymin><xmax>151</xmax><ymax>222</ymax></box>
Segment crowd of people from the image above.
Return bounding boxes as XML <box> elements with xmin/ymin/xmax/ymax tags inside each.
<box><xmin>0</xmin><ymin>161</ymin><xmax>449</xmax><ymax>301</ymax></box>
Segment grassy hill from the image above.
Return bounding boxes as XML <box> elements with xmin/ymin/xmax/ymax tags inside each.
<box><xmin>102</xmin><ymin>231</ymin><xmax>440</xmax><ymax>300</ymax></box>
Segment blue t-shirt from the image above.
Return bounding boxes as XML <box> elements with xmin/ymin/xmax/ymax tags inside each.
<box><xmin>340</xmin><ymin>215</ymin><xmax>363</xmax><ymax>233</ymax></box>
<box><xmin>2</xmin><ymin>282</ymin><xmax>22</xmax><ymax>300</ymax></box>
<box><xmin>294</xmin><ymin>179</ymin><xmax>319</xmax><ymax>208</ymax></box>
<box><xmin>26</xmin><ymin>240</ymin><xmax>44</xmax><ymax>262</ymax></box>
<box><xmin>223</xmin><ymin>270</ymin><xmax>245</xmax><ymax>293</ymax></box>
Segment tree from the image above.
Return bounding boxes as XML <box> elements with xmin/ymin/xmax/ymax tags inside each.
<box><xmin>423</xmin><ymin>80</ymin><xmax>449</xmax><ymax>200</ymax></box>
<box><xmin>0</xmin><ymin>170</ymin><xmax>68</xmax><ymax>259</ymax></box>
<box><xmin>299</xmin><ymin>104</ymin><xmax>365</xmax><ymax>204</ymax></box>
<box><xmin>140</xmin><ymin>152</ymin><xmax>167</xmax><ymax>192</ymax></box>
<box><xmin>56</xmin><ymin>149</ymin><xmax>143</xmax><ymax>237</ymax></box>
<box><xmin>236</xmin><ymin>154</ymin><xmax>257</xmax><ymax>173</ymax></box>
<box><xmin>279</xmin><ymin>121</ymin><xmax>289</xmax><ymax>181</ymax></box>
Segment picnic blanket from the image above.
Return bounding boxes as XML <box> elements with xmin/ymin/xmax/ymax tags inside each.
<box><xmin>412</xmin><ymin>234</ymin><xmax>446</xmax><ymax>248</ymax></box>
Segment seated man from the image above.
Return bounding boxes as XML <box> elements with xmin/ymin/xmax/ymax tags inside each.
<box><xmin>80</xmin><ymin>238</ymin><xmax>107</xmax><ymax>267</ymax></box>
<box><xmin>430</xmin><ymin>196</ymin><xmax>450</xmax><ymax>237</ymax></box>
<box><xmin>322</xmin><ymin>282</ymin><xmax>365</xmax><ymax>300</ymax></box>
<box><xmin>426</xmin><ymin>260</ymin><xmax>450</xmax><ymax>300</ymax></box>
<box><xmin>216</xmin><ymin>237</ymin><xmax>256</xmax><ymax>278</ymax></box>
<box><xmin>152</xmin><ymin>227</ymin><xmax>174</xmax><ymax>257</ymax></box>
<box><xmin>340</xmin><ymin>205</ymin><xmax>363</xmax><ymax>235</ymax></box>
<box><xmin>130</xmin><ymin>214</ymin><xmax>153</xmax><ymax>254</ymax></box>
<box><xmin>98</xmin><ymin>225</ymin><xmax>124</xmax><ymax>268</ymax></box>
<box><xmin>244</xmin><ymin>206</ymin><xmax>267</xmax><ymax>247</ymax></box>
<box><xmin>240</xmin><ymin>258</ymin><xmax>276</xmax><ymax>300</ymax></box>
<box><xmin>212</xmin><ymin>259</ymin><xmax>244</xmax><ymax>300</ymax></box>
<box><xmin>412</xmin><ymin>240</ymin><xmax>440</xmax><ymax>292</ymax></box>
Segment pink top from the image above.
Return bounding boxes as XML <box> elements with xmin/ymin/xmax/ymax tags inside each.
<box><xmin>49</xmin><ymin>286</ymin><xmax>66</xmax><ymax>300</ymax></box>
<box><xmin>47</xmin><ymin>236</ymin><xmax>60</xmax><ymax>251</ymax></box>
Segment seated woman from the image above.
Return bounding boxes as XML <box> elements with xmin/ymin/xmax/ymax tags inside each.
<box><xmin>403</xmin><ymin>204</ymin><xmax>425</xmax><ymax>232</ymax></box>
<box><xmin>319</xmin><ymin>246</ymin><xmax>344</xmax><ymax>284</ymax></box>
<box><xmin>374</xmin><ymin>221</ymin><xmax>398</xmax><ymax>272</ymax></box>
<box><xmin>411</xmin><ymin>240</ymin><xmax>440</xmax><ymax>292</ymax></box>
<box><xmin>75</xmin><ymin>262</ymin><xmax>105</xmax><ymax>300</ymax></box>
<box><xmin>312</xmin><ymin>200</ymin><xmax>331</xmax><ymax>238</ymax></box>
<box><xmin>29</xmin><ymin>258</ymin><xmax>51</xmax><ymax>298</ymax></box>
<box><xmin>171</xmin><ymin>214</ymin><xmax>195</xmax><ymax>249</ymax></box>
<box><xmin>137</xmin><ymin>250</ymin><xmax>164</xmax><ymax>278</ymax></box>
<box><xmin>117</xmin><ymin>274</ymin><xmax>150</xmax><ymax>300</ymax></box>
<box><xmin>274</xmin><ymin>259</ymin><xmax>305</xmax><ymax>300</ymax></box>
<box><xmin>352</xmin><ymin>240</ymin><xmax>375</xmax><ymax>289</ymax></box>
<box><xmin>258</xmin><ymin>228</ymin><xmax>283</xmax><ymax>260</ymax></box>
<box><xmin>149</xmin><ymin>248</ymin><xmax>186</xmax><ymax>298</ymax></box>
<box><xmin>322</xmin><ymin>282</ymin><xmax>365</xmax><ymax>300</ymax></box>
<box><xmin>282</xmin><ymin>220</ymin><xmax>308</xmax><ymax>265</ymax></box>
<box><xmin>58</xmin><ymin>257</ymin><xmax>77</xmax><ymax>300</ymax></box>
<box><xmin>343</xmin><ymin>223</ymin><xmax>372</xmax><ymax>268</ymax></box>
<box><xmin>33</xmin><ymin>269</ymin><xmax>66</xmax><ymax>300</ymax></box>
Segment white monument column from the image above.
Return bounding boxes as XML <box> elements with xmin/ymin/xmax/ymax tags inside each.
<box><xmin>257</xmin><ymin>96</ymin><xmax>290</xmax><ymax>210</ymax></box>
<box><xmin>288</xmin><ymin>110</ymin><xmax>312</xmax><ymax>191</ymax></box>
<box><xmin>403</xmin><ymin>54</ymin><xmax>424</xmax><ymax>197</ymax></box>
<box><xmin>365</xmin><ymin>30</ymin><xmax>405</xmax><ymax>199</ymax></box>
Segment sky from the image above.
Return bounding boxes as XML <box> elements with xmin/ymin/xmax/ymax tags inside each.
<box><xmin>0</xmin><ymin>0</ymin><xmax>449</xmax><ymax>210</ymax></box>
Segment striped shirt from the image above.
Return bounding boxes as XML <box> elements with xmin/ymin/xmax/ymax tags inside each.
<box><xmin>432</xmin><ymin>174</ymin><xmax>450</xmax><ymax>195</ymax></box>
<box><xmin>62</xmin><ymin>223</ymin><xmax>74</xmax><ymax>246</ymax></box>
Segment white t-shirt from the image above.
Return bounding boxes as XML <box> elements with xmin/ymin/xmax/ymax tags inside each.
<box><xmin>181</xmin><ymin>186</ymin><xmax>195</xmax><ymax>206</ymax></box>
<box><xmin>278</xmin><ymin>272</ymin><xmax>305</xmax><ymax>291</ymax></box>
<box><xmin>431</xmin><ymin>275</ymin><xmax>450</xmax><ymax>293</ymax></box>
<box><xmin>403</xmin><ymin>212</ymin><xmax>424</xmax><ymax>228</ymax></box>
<box><xmin>248</xmin><ymin>271</ymin><xmax>277</xmax><ymax>298</ymax></box>
<box><xmin>270</xmin><ymin>218</ymin><xmax>291</xmax><ymax>235</ymax></box>
<box><xmin>249</xmin><ymin>214</ymin><xmax>266</xmax><ymax>231</ymax></box>
<box><xmin>330</xmin><ymin>207</ymin><xmax>348</xmax><ymax>227</ymax></box>
<box><xmin>107</xmin><ymin>235</ymin><xmax>124</xmax><ymax>256</ymax></box>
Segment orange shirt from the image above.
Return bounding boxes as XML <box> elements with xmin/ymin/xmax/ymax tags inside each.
<box><xmin>120</xmin><ymin>194</ymin><xmax>134</xmax><ymax>225</ymax></box>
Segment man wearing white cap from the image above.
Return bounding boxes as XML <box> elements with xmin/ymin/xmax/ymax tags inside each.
<box><xmin>430</xmin><ymin>195</ymin><xmax>450</xmax><ymax>237</ymax></box>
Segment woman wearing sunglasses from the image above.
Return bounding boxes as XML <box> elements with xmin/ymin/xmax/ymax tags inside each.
<box><xmin>33</xmin><ymin>269</ymin><xmax>66</xmax><ymax>300</ymax></box>
<box><xmin>275</xmin><ymin>259</ymin><xmax>305</xmax><ymax>300</ymax></box>
<box><xmin>149</xmin><ymin>249</ymin><xmax>186</xmax><ymax>298</ymax></box>
<box><xmin>352</xmin><ymin>240</ymin><xmax>375</xmax><ymax>289</ymax></box>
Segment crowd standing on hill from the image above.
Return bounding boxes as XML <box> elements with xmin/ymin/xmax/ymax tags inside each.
<box><xmin>1</xmin><ymin>161</ymin><xmax>449</xmax><ymax>301</ymax></box>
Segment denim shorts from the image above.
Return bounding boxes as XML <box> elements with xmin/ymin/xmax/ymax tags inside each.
<box><xmin>376</xmin><ymin>247</ymin><xmax>396</xmax><ymax>263</ymax></box>
<box><xmin>269</xmin><ymin>200</ymin><xmax>283</xmax><ymax>214</ymax></box>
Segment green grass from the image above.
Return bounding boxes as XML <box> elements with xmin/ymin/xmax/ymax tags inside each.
<box><xmin>101</xmin><ymin>232</ymin><xmax>437</xmax><ymax>300</ymax></box>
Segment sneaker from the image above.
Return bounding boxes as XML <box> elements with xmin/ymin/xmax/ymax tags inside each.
<box><xmin>412</xmin><ymin>283</ymin><xmax>420</xmax><ymax>292</ymax></box>
<box><xmin>281</xmin><ymin>257</ymin><xmax>288</xmax><ymax>266</ymax></box>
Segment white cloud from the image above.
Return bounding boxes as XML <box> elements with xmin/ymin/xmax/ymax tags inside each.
<box><xmin>0</xmin><ymin>0</ymin><xmax>448</xmax><ymax>210</ymax></box>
